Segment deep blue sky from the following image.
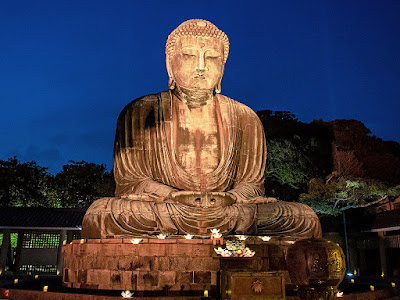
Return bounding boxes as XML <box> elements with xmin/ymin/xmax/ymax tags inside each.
<box><xmin>1</xmin><ymin>0</ymin><xmax>399</xmax><ymax>173</ymax></box>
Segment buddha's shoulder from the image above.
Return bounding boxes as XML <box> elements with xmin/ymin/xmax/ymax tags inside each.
<box><xmin>218</xmin><ymin>94</ymin><xmax>259</xmax><ymax>118</ymax></box>
<box><xmin>118</xmin><ymin>92</ymin><xmax>166</xmax><ymax>117</ymax></box>
<box><xmin>124</xmin><ymin>92</ymin><xmax>163</xmax><ymax>108</ymax></box>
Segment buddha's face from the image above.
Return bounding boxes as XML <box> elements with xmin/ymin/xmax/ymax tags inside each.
<box><xmin>169</xmin><ymin>35</ymin><xmax>224</xmax><ymax>91</ymax></box>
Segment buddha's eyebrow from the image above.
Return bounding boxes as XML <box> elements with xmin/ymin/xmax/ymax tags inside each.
<box><xmin>181</xmin><ymin>46</ymin><xmax>196</xmax><ymax>50</ymax></box>
<box><xmin>206</xmin><ymin>49</ymin><xmax>222</xmax><ymax>53</ymax></box>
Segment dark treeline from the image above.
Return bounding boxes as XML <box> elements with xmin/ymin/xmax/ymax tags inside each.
<box><xmin>1</xmin><ymin>111</ymin><xmax>399</xmax><ymax>214</ymax></box>
<box><xmin>258</xmin><ymin>110</ymin><xmax>400</xmax><ymax>216</ymax></box>
<box><xmin>0</xmin><ymin>158</ymin><xmax>114</xmax><ymax>209</ymax></box>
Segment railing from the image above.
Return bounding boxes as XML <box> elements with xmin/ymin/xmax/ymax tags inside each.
<box><xmin>383</xmin><ymin>235</ymin><xmax>400</xmax><ymax>248</ymax></box>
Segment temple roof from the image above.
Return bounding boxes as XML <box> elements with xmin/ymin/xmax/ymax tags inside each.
<box><xmin>0</xmin><ymin>207</ymin><xmax>85</xmax><ymax>230</ymax></box>
<box><xmin>370</xmin><ymin>209</ymin><xmax>400</xmax><ymax>232</ymax></box>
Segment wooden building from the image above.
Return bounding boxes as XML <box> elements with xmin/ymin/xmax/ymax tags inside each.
<box><xmin>0</xmin><ymin>207</ymin><xmax>85</xmax><ymax>275</ymax></box>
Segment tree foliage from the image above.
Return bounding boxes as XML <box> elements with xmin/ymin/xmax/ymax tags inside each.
<box><xmin>323</xmin><ymin>119</ymin><xmax>400</xmax><ymax>184</ymax></box>
<box><xmin>0</xmin><ymin>157</ymin><xmax>59</xmax><ymax>207</ymax></box>
<box><xmin>259</xmin><ymin>110</ymin><xmax>334</xmax><ymax>200</ymax></box>
<box><xmin>300</xmin><ymin>177</ymin><xmax>400</xmax><ymax>216</ymax></box>
<box><xmin>0</xmin><ymin>157</ymin><xmax>114</xmax><ymax>208</ymax></box>
<box><xmin>258</xmin><ymin>112</ymin><xmax>400</xmax><ymax>209</ymax></box>
<box><xmin>55</xmin><ymin>161</ymin><xmax>114</xmax><ymax>209</ymax></box>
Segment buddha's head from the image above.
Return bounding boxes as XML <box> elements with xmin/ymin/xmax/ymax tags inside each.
<box><xmin>166</xmin><ymin>19</ymin><xmax>229</xmax><ymax>93</ymax></box>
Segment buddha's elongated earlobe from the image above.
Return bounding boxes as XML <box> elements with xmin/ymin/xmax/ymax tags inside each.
<box><xmin>166</xmin><ymin>58</ymin><xmax>175</xmax><ymax>90</ymax></box>
<box><xmin>215</xmin><ymin>79</ymin><xmax>221</xmax><ymax>94</ymax></box>
<box><xmin>168</xmin><ymin>78</ymin><xmax>176</xmax><ymax>90</ymax></box>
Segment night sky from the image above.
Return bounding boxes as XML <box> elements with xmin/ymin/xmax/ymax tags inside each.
<box><xmin>1</xmin><ymin>0</ymin><xmax>399</xmax><ymax>173</ymax></box>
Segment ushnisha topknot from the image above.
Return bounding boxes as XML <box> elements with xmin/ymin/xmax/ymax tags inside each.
<box><xmin>166</xmin><ymin>19</ymin><xmax>230</xmax><ymax>64</ymax></box>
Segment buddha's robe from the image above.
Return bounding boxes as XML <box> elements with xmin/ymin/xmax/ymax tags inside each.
<box><xmin>81</xmin><ymin>91</ymin><xmax>321</xmax><ymax>238</ymax></box>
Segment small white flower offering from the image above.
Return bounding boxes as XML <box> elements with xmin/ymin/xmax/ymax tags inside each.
<box><xmin>226</xmin><ymin>240</ymin><xmax>245</xmax><ymax>251</ymax></box>
<box><xmin>184</xmin><ymin>234</ymin><xmax>193</xmax><ymax>239</ymax></box>
<box><xmin>336</xmin><ymin>291</ymin><xmax>344</xmax><ymax>297</ymax></box>
<box><xmin>130</xmin><ymin>238</ymin><xmax>142</xmax><ymax>244</ymax></box>
<box><xmin>243</xmin><ymin>247</ymin><xmax>256</xmax><ymax>257</ymax></box>
<box><xmin>210</xmin><ymin>229</ymin><xmax>222</xmax><ymax>238</ymax></box>
<box><xmin>121</xmin><ymin>290</ymin><xmax>133</xmax><ymax>298</ymax></box>
<box><xmin>157</xmin><ymin>234</ymin><xmax>167</xmax><ymax>239</ymax></box>
<box><xmin>261</xmin><ymin>236</ymin><xmax>271</xmax><ymax>242</ymax></box>
<box><xmin>214</xmin><ymin>247</ymin><xmax>224</xmax><ymax>255</ymax></box>
<box><xmin>214</xmin><ymin>246</ymin><xmax>255</xmax><ymax>257</ymax></box>
<box><xmin>238</xmin><ymin>235</ymin><xmax>248</xmax><ymax>241</ymax></box>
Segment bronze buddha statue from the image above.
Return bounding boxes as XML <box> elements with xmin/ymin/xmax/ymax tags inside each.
<box><xmin>82</xmin><ymin>19</ymin><xmax>321</xmax><ymax>239</ymax></box>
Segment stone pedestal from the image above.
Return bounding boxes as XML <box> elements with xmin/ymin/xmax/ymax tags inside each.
<box><xmin>62</xmin><ymin>237</ymin><xmax>290</xmax><ymax>293</ymax></box>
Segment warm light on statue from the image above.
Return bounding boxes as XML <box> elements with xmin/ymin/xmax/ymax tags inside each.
<box><xmin>261</xmin><ymin>236</ymin><xmax>271</xmax><ymax>242</ymax></box>
<box><xmin>157</xmin><ymin>234</ymin><xmax>167</xmax><ymax>239</ymax></box>
<box><xmin>81</xmin><ymin>19</ymin><xmax>321</xmax><ymax>240</ymax></box>
<box><xmin>121</xmin><ymin>290</ymin><xmax>133</xmax><ymax>298</ymax></box>
<box><xmin>211</xmin><ymin>229</ymin><xmax>222</xmax><ymax>239</ymax></box>
<box><xmin>61</xmin><ymin>19</ymin><xmax>342</xmax><ymax>298</ymax></box>
<box><xmin>184</xmin><ymin>234</ymin><xmax>193</xmax><ymax>239</ymax></box>
<box><xmin>130</xmin><ymin>238</ymin><xmax>142</xmax><ymax>244</ymax></box>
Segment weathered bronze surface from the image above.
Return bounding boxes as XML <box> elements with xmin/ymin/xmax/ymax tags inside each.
<box><xmin>81</xmin><ymin>19</ymin><xmax>321</xmax><ymax>239</ymax></box>
<box><xmin>286</xmin><ymin>237</ymin><xmax>346</xmax><ymax>300</ymax></box>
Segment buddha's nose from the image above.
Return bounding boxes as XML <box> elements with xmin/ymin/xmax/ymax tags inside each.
<box><xmin>196</xmin><ymin>54</ymin><xmax>208</xmax><ymax>72</ymax></box>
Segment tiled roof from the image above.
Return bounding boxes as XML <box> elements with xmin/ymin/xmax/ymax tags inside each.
<box><xmin>0</xmin><ymin>207</ymin><xmax>85</xmax><ymax>229</ymax></box>
<box><xmin>371</xmin><ymin>209</ymin><xmax>400</xmax><ymax>231</ymax></box>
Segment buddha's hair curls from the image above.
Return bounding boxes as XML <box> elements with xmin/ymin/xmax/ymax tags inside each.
<box><xmin>166</xmin><ymin>19</ymin><xmax>229</xmax><ymax>64</ymax></box>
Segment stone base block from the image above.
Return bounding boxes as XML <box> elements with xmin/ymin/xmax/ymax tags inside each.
<box><xmin>62</xmin><ymin>236</ymin><xmax>289</xmax><ymax>292</ymax></box>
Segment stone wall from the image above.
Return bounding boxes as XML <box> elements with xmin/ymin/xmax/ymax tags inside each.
<box><xmin>62</xmin><ymin>237</ymin><xmax>289</xmax><ymax>292</ymax></box>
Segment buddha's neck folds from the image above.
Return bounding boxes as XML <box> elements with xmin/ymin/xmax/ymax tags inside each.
<box><xmin>174</xmin><ymin>87</ymin><xmax>214</xmax><ymax>108</ymax></box>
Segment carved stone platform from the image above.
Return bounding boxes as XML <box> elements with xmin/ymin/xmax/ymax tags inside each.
<box><xmin>62</xmin><ymin>237</ymin><xmax>291</xmax><ymax>292</ymax></box>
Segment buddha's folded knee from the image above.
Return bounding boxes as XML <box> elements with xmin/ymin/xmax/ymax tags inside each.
<box><xmin>256</xmin><ymin>201</ymin><xmax>321</xmax><ymax>238</ymax></box>
<box><xmin>257</xmin><ymin>201</ymin><xmax>318</xmax><ymax>217</ymax></box>
<box><xmin>84</xmin><ymin>197</ymin><xmax>114</xmax><ymax>215</ymax></box>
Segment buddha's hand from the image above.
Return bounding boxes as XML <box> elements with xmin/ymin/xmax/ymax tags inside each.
<box><xmin>169</xmin><ymin>191</ymin><xmax>236</xmax><ymax>207</ymax></box>
<box><xmin>120</xmin><ymin>193</ymin><xmax>165</xmax><ymax>202</ymax></box>
<box><xmin>236</xmin><ymin>196</ymin><xmax>278</xmax><ymax>204</ymax></box>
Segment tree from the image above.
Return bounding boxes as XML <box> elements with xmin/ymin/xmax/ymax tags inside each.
<box><xmin>299</xmin><ymin>176</ymin><xmax>400</xmax><ymax>216</ymax></box>
<box><xmin>265</xmin><ymin>139</ymin><xmax>316</xmax><ymax>200</ymax></box>
<box><xmin>0</xmin><ymin>157</ymin><xmax>59</xmax><ymax>207</ymax></box>
<box><xmin>331</xmin><ymin>146</ymin><xmax>364</xmax><ymax>178</ymax></box>
<box><xmin>258</xmin><ymin>110</ymin><xmax>334</xmax><ymax>200</ymax></box>
<box><xmin>54</xmin><ymin>161</ymin><xmax>114</xmax><ymax>209</ymax></box>
<box><xmin>322</xmin><ymin>119</ymin><xmax>400</xmax><ymax>184</ymax></box>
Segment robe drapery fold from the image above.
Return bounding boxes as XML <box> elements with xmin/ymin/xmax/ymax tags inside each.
<box><xmin>113</xmin><ymin>91</ymin><xmax>266</xmax><ymax>201</ymax></box>
<box><xmin>82</xmin><ymin>91</ymin><xmax>321</xmax><ymax>238</ymax></box>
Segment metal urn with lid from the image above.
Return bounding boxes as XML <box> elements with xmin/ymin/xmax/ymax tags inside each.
<box><xmin>286</xmin><ymin>237</ymin><xmax>346</xmax><ymax>300</ymax></box>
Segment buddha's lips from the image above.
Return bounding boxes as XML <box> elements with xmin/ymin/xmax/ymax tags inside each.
<box><xmin>194</xmin><ymin>74</ymin><xmax>205</xmax><ymax>79</ymax></box>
